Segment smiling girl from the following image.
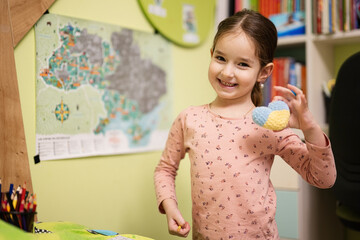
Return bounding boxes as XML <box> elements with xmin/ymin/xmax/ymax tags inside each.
<box><xmin>154</xmin><ymin>9</ymin><xmax>336</xmax><ymax>239</ymax></box>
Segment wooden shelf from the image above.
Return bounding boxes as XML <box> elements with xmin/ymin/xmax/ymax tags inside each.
<box><xmin>311</xmin><ymin>29</ymin><xmax>360</xmax><ymax>45</ymax></box>
<box><xmin>278</xmin><ymin>34</ymin><xmax>306</xmax><ymax>46</ymax></box>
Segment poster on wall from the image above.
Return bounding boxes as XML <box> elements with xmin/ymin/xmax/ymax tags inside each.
<box><xmin>35</xmin><ymin>13</ymin><xmax>172</xmax><ymax>161</ymax></box>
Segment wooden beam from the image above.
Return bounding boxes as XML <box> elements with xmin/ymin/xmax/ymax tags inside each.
<box><xmin>9</xmin><ymin>0</ymin><xmax>55</xmax><ymax>47</ymax></box>
<box><xmin>0</xmin><ymin>0</ymin><xmax>33</xmax><ymax>192</ymax></box>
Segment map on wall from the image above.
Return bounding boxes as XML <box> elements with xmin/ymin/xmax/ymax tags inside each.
<box><xmin>35</xmin><ymin>13</ymin><xmax>172</xmax><ymax>161</ymax></box>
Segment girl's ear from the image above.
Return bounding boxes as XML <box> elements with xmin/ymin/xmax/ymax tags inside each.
<box><xmin>258</xmin><ymin>62</ymin><xmax>274</xmax><ymax>83</ymax></box>
<box><xmin>210</xmin><ymin>48</ymin><xmax>214</xmax><ymax>57</ymax></box>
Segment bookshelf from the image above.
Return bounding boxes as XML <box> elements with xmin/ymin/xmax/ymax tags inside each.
<box><xmin>226</xmin><ymin>0</ymin><xmax>360</xmax><ymax>239</ymax></box>
<box><xmin>218</xmin><ymin>0</ymin><xmax>358</xmax><ymax>238</ymax></box>
<box><xmin>275</xmin><ymin>1</ymin><xmax>360</xmax><ymax>239</ymax></box>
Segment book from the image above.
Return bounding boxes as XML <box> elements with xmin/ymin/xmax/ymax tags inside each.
<box><xmin>270</xmin><ymin>11</ymin><xmax>306</xmax><ymax>37</ymax></box>
<box><xmin>354</xmin><ymin>0</ymin><xmax>360</xmax><ymax>29</ymax></box>
<box><xmin>317</xmin><ymin>0</ymin><xmax>323</xmax><ymax>33</ymax></box>
<box><xmin>322</xmin><ymin>0</ymin><xmax>330</xmax><ymax>34</ymax></box>
<box><xmin>261</xmin><ymin>57</ymin><xmax>306</xmax><ymax>106</ymax></box>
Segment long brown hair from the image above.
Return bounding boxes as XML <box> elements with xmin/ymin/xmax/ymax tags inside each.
<box><xmin>212</xmin><ymin>9</ymin><xmax>278</xmax><ymax>106</ymax></box>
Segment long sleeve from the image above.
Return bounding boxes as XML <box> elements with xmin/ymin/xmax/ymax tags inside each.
<box><xmin>154</xmin><ymin>112</ymin><xmax>187</xmax><ymax>213</ymax></box>
<box><xmin>154</xmin><ymin>105</ymin><xmax>337</xmax><ymax>239</ymax></box>
<box><xmin>275</xmin><ymin>130</ymin><xmax>336</xmax><ymax>189</ymax></box>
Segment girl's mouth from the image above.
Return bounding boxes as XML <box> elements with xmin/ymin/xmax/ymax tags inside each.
<box><xmin>219</xmin><ymin>79</ymin><xmax>238</xmax><ymax>87</ymax></box>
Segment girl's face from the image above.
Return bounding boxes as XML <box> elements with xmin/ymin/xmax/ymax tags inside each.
<box><xmin>208</xmin><ymin>31</ymin><xmax>271</xmax><ymax>104</ymax></box>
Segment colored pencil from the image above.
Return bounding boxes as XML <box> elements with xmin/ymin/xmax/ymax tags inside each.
<box><xmin>0</xmin><ymin>181</ymin><xmax>36</xmax><ymax>232</ymax></box>
<box><xmin>8</xmin><ymin>184</ymin><xmax>13</xmax><ymax>196</ymax></box>
<box><xmin>18</xmin><ymin>183</ymin><xmax>25</xmax><ymax>212</ymax></box>
<box><xmin>32</xmin><ymin>194</ymin><xmax>37</xmax><ymax>213</ymax></box>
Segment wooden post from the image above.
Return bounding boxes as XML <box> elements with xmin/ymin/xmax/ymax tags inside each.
<box><xmin>0</xmin><ymin>0</ymin><xmax>33</xmax><ymax>192</ymax></box>
<box><xmin>0</xmin><ymin>0</ymin><xmax>54</xmax><ymax>192</ymax></box>
<box><xmin>9</xmin><ymin>0</ymin><xmax>55</xmax><ymax>47</ymax></box>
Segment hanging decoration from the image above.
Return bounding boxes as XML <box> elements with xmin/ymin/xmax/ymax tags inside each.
<box><xmin>138</xmin><ymin>0</ymin><xmax>216</xmax><ymax>47</ymax></box>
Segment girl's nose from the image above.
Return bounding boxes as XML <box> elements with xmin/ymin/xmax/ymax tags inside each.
<box><xmin>221</xmin><ymin>64</ymin><xmax>235</xmax><ymax>78</ymax></box>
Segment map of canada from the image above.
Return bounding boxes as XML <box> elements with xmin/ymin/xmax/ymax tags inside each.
<box><xmin>35</xmin><ymin>14</ymin><xmax>172</xmax><ymax>160</ymax></box>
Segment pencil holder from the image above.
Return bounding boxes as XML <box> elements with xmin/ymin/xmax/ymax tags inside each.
<box><xmin>0</xmin><ymin>210</ymin><xmax>37</xmax><ymax>232</ymax></box>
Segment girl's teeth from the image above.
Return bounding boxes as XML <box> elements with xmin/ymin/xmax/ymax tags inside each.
<box><xmin>221</xmin><ymin>81</ymin><xmax>235</xmax><ymax>87</ymax></box>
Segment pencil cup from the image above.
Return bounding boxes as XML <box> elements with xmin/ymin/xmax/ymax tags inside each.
<box><xmin>0</xmin><ymin>210</ymin><xmax>37</xmax><ymax>232</ymax></box>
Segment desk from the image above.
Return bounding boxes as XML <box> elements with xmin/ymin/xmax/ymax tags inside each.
<box><xmin>0</xmin><ymin>220</ymin><xmax>154</xmax><ymax>240</ymax></box>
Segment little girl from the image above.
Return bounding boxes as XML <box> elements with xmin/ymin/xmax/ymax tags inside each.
<box><xmin>154</xmin><ymin>9</ymin><xmax>336</xmax><ymax>239</ymax></box>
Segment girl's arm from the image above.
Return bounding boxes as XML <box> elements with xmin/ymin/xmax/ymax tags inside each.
<box><xmin>154</xmin><ymin>110</ymin><xmax>191</xmax><ymax>237</ymax></box>
<box><xmin>273</xmin><ymin>85</ymin><xmax>336</xmax><ymax>188</ymax></box>
<box><xmin>275</xmin><ymin>130</ymin><xmax>336</xmax><ymax>189</ymax></box>
<box><xmin>273</xmin><ymin>84</ymin><xmax>326</xmax><ymax>146</ymax></box>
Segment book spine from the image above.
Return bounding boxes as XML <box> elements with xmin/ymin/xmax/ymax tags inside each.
<box><xmin>312</xmin><ymin>0</ymin><xmax>317</xmax><ymax>33</ymax></box>
<box><xmin>235</xmin><ymin>0</ymin><xmax>243</xmax><ymax>12</ymax></box>
<box><xmin>332</xmin><ymin>0</ymin><xmax>337</xmax><ymax>32</ymax></box>
<box><xmin>250</xmin><ymin>0</ymin><xmax>258</xmax><ymax>11</ymax></box>
<box><xmin>242</xmin><ymin>0</ymin><xmax>250</xmax><ymax>9</ymax></box>
<box><xmin>322</xmin><ymin>0</ymin><xmax>330</xmax><ymax>34</ymax></box>
<box><xmin>329</xmin><ymin>0</ymin><xmax>333</xmax><ymax>32</ymax></box>
<box><xmin>355</xmin><ymin>0</ymin><xmax>358</xmax><ymax>29</ymax></box>
<box><xmin>301</xmin><ymin>64</ymin><xmax>307</xmax><ymax>97</ymax></box>
<box><xmin>283</xmin><ymin>58</ymin><xmax>290</xmax><ymax>87</ymax></box>
<box><xmin>317</xmin><ymin>0</ymin><xmax>323</xmax><ymax>33</ymax></box>
<box><xmin>295</xmin><ymin>62</ymin><xmax>303</xmax><ymax>89</ymax></box>
<box><xmin>345</xmin><ymin>0</ymin><xmax>350</xmax><ymax>31</ymax></box>
<box><xmin>288</xmin><ymin>59</ymin><xmax>297</xmax><ymax>87</ymax></box>
<box><xmin>262</xmin><ymin>74</ymin><xmax>272</xmax><ymax>106</ymax></box>
<box><xmin>350</xmin><ymin>0</ymin><xmax>353</xmax><ymax>29</ymax></box>
<box><xmin>339</xmin><ymin>0</ymin><xmax>344</xmax><ymax>31</ymax></box>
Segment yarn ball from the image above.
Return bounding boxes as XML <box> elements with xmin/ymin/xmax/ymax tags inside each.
<box><xmin>252</xmin><ymin>101</ymin><xmax>290</xmax><ymax>131</ymax></box>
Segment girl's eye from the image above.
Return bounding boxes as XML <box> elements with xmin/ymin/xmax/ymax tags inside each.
<box><xmin>238</xmin><ymin>62</ymin><xmax>249</xmax><ymax>67</ymax></box>
<box><xmin>215</xmin><ymin>56</ymin><xmax>225</xmax><ymax>61</ymax></box>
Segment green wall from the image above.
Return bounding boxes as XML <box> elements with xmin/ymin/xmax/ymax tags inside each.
<box><xmin>15</xmin><ymin>0</ymin><xmax>215</xmax><ymax>239</ymax></box>
<box><xmin>15</xmin><ymin>1</ymin><xmax>360</xmax><ymax>238</ymax></box>
<box><xmin>334</xmin><ymin>43</ymin><xmax>360</xmax><ymax>76</ymax></box>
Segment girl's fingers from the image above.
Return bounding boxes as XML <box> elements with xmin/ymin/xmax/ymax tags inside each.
<box><xmin>299</xmin><ymin>92</ymin><xmax>308</xmax><ymax>105</ymax></box>
<box><xmin>170</xmin><ymin>219</ymin><xmax>190</xmax><ymax>237</ymax></box>
<box><xmin>176</xmin><ymin>221</ymin><xmax>190</xmax><ymax>237</ymax></box>
<box><xmin>273</xmin><ymin>86</ymin><xmax>295</xmax><ymax>99</ymax></box>
<box><xmin>272</xmin><ymin>95</ymin><xmax>287</xmax><ymax>103</ymax></box>
<box><xmin>273</xmin><ymin>85</ymin><xmax>304</xmax><ymax>102</ymax></box>
<box><xmin>286</xmin><ymin>84</ymin><xmax>303</xmax><ymax>96</ymax></box>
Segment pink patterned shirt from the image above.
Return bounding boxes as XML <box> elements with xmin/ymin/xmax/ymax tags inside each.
<box><xmin>154</xmin><ymin>105</ymin><xmax>336</xmax><ymax>240</ymax></box>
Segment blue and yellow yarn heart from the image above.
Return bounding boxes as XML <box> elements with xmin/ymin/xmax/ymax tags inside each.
<box><xmin>252</xmin><ymin>101</ymin><xmax>290</xmax><ymax>131</ymax></box>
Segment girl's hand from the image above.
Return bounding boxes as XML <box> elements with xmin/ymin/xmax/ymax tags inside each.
<box><xmin>273</xmin><ymin>84</ymin><xmax>326</xmax><ymax>146</ymax></box>
<box><xmin>273</xmin><ymin>84</ymin><xmax>316</xmax><ymax>131</ymax></box>
<box><xmin>161</xmin><ymin>199</ymin><xmax>191</xmax><ymax>237</ymax></box>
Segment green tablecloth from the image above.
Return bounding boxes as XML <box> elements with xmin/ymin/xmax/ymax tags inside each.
<box><xmin>0</xmin><ymin>220</ymin><xmax>154</xmax><ymax>240</ymax></box>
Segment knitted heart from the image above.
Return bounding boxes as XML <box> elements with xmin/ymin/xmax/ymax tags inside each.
<box><xmin>252</xmin><ymin>101</ymin><xmax>290</xmax><ymax>131</ymax></box>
